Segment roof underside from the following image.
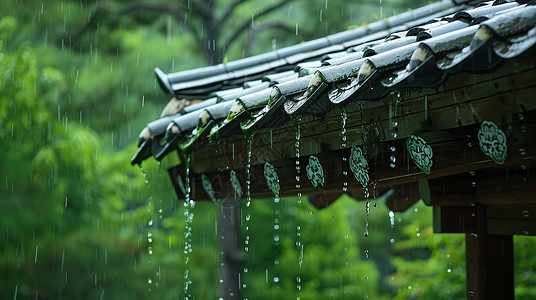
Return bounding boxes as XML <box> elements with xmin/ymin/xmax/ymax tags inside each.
<box><xmin>133</xmin><ymin>0</ymin><xmax>536</xmax><ymax>205</ymax></box>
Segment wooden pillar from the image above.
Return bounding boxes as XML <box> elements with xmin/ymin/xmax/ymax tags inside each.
<box><xmin>219</xmin><ymin>199</ymin><xmax>242</xmax><ymax>300</ymax></box>
<box><xmin>465</xmin><ymin>204</ymin><xmax>514</xmax><ymax>300</ymax></box>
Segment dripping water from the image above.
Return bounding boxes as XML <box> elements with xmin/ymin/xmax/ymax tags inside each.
<box><xmin>358</xmin><ymin>103</ymin><xmax>371</xmax><ymax>237</ymax></box>
<box><xmin>242</xmin><ymin>133</ymin><xmax>255</xmax><ymax>294</ymax></box>
<box><xmin>146</xmin><ymin>196</ymin><xmax>154</xmax><ymax>292</ymax></box>
<box><xmin>372</xmin><ymin>181</ymin><xmax>377</xmax><ymax>208</ymax></box>
<box><xmin>273</xmin><ymin>191</ymin><xmax>281</xmax><ymax>287</ymax></box>
<box><xmin>140</xmin><ymin>165</ymin><xmax>149</xmax><ymax>184</ymax></box>
<box><xmin>364</xmin><ymin>201</ymin><xmax>370</xmax><ymax>237</ymax></box>
<box><xmin>295</xmin><ymin>117</ymin><xmax>303</xmax><ymax>298</ymax></box>
<box><xmin>341</xmin><ymin>109</ymin><xmax>348</xmax><ymax>192</ymax></box>
<box><xmin>139</xmin><ymin>165</ymin><xmax>154</xmax><ymax>292</ymax></box>
<box><xmin>182</xmin><ymin>153</ymin><xmax>194</xmax><ymax>300</ymax></box>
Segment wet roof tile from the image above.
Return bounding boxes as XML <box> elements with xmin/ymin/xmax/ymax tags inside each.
<box><xmin>133</xmin><ymin>0</ymin><xmax>536</xmax><ymax>166</ymax></box>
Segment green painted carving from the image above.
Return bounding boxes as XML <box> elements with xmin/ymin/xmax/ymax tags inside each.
<box><xmin>230</xmin><ymin>170</ymin><xmax>243</xmax><ymax>199</ymax></box>
<box><xmin>349</xmin><ymin>146</ymin><xmax>369</xmax><ymax>188</ymax></box>
<box><xmin>306</xmin><ymin>155</ymin><xmax>325</xmax><ymax>188</ymax></box>
<box><xmin>478</xmin><ymin>120</ymin><xmax>507</xmax><ymax>164</ymax></box>
<box><xmin>264</xmin><ymin>162</ymin><xmax>280</xmax><ymax>196</ymax></box>
<box><xmin>407</xmin><ymin>135</ymin><xmax>433</xmax><ymax>175</ymax></box>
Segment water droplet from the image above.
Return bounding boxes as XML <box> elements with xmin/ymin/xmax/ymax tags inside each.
<box><xmin>522</xmin><ymin>210</ymin><xmax>529</xmax><ymax>218</ymax></box>
<box><xmin>470</xmin><ymin>233</ymin><xmax>478</xmax><ymax>238</ymax></box>
<box><xmin>518</xmin><ymin>113</ymin><xmax>525</xmax><ymax>120</ymax></box>
<box><xmin>519</xmin><ymin>148</ymin><xmax>526</xmax><ymax>156</ymax></box>
<box><xmin>364</xmin><ymin>201</ymin><xmax>370</xmax><ymax>237</ymax></box>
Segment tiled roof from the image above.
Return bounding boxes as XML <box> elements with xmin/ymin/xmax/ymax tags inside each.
<box><xmin>132</xmin><ymin>0</ymin><xmax>536</xmax><ymax>201</ymax></box>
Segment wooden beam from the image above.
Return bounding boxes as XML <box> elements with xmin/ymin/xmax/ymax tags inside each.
<box><xmin>385</xmin><ymin>183</ymin><xmax>421</xmax><ymax>212</ymax></box>
<box><xmin>465</xmin><ymin>233</ymin><xmax>513</xmax><ymax>299</ymax></box>
<box><xmin>218</xmin><ymin>200</ymin><xmax>242</xmax><ymax>300</ymax></box>
<box><xmin>191</xmin><ymin>57</ymin><xmax>536</xmax><ymax>175</ymax></box>
<box><xmin>181</xmin><ymin>116</ymin><xmax>536</xmax><ymax>202</ymax></box>
<box><xmin>487</xmin><ymin>204</ymin><xmax>536</xmax><ymax>236</ymax></box>
<box><xmin>433</xmin><ymin>205</ymin><xmax>478</xmax><ymax>234</ymax></box>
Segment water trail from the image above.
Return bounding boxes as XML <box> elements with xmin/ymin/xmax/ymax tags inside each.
<box><xmin>273</xmin><ymin>192</ymin><xmax>281</xmax><ymax>287</ymax></box>
<box><xmin>358</xmin><ymin>103</ymin><xmax>371</xmax><ymax>237</ymax></box>
<box><xmin>182</xmin><ymin>153</ymin><xmax>194</xmax><ymax>300</ymax></box>
<box><xmin>295</xmin><ymin>117</ymin><xmax>303</xmax><ymax>298</ymax></box>
<box><xmin>242</xmin><ymin>133</ymin><xmax>255</xmax><ymax>298</ymax></box>
<box><xmin>147</xmin><ymin>211</ymin><xmax>154</xmax><ymax>292</ymax></box>
<box><xmin>140</xmin><ymin>165</ymin><xmax>149</xmax><ymax>184</ymax></box>
<box><xmin>372</xmin><ymin>181</ymin><xmax>377</xmax><ymax>208</ymax></box>
<box><xmin>140</xmin><ymin>164</ymin><xmax>154</xmax><ymax>293</ymax></box>
<box><xmin>364</xmin><ymin>201</ymin><xmax>370</xmax><ymax>237</ymax></box>
<box><xmin>341</xmin><ymin>109</ymin><xmax>348</xmax><ymax>192</ymax></box>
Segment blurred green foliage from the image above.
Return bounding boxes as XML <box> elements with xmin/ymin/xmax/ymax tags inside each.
<box><xmin>1</xmin><ymin>0</ymin><xmax>535</xmax><ymax>299</ymax></box>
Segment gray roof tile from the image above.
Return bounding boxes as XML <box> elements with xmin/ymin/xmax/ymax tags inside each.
<box><xmin>132</xmin><ymin>0</ymin><xmax>536</xmax><ymax>167</ymax></box>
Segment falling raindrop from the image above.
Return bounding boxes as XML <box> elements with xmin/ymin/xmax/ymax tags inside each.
<box><xmin>389</xmin><ymin>211</ymin><xmax>395</xmax><ymax>228</ymax></box>
<box><xmin>391</xmin><ymin>121</ymin><xmax>398</xmax><ymax>139</ymax></box>
<box><xmin>389</xmin><ymin>145</ymin><xmax>397</xmax><ymax>169</ymax></box>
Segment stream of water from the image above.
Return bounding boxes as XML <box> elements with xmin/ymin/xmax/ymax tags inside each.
<box><xmin>182</xmin><ymin>153</ymin><xmax>194</xmax><ymax>300</ymax></box>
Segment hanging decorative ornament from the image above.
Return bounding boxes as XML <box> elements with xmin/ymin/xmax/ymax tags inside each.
<box><xmin>229</xmin><ymin>170</ymin><xmax>243</xmax><ymax>199</ymax></box>
<box><xmin>306</xmin><ymin>155</ymin><xmax>325</xmax><ymax>188</ymax></box>
<box><xmin>264</xmin><ymin>162</ymin><xmax>280</xmax><ymax>196</ymax></box>
<box><xmin>349</xmin><ymin>146</ymin><xmax>370</xmax><ymax>188</ymax></box>
<box><xmin>407</xmin><ymin>135</ymin><xmax>433</xmax><ymax>175</ymax></box>
<box><xmin>478</xmin><ymin>120</ymin><xmax>507</xmax><ymax>165</ymax></box>
<box><xmin>202</xmin><ymin>174</ymin><xmax>219</xmax><ymax>205</ymax></box>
